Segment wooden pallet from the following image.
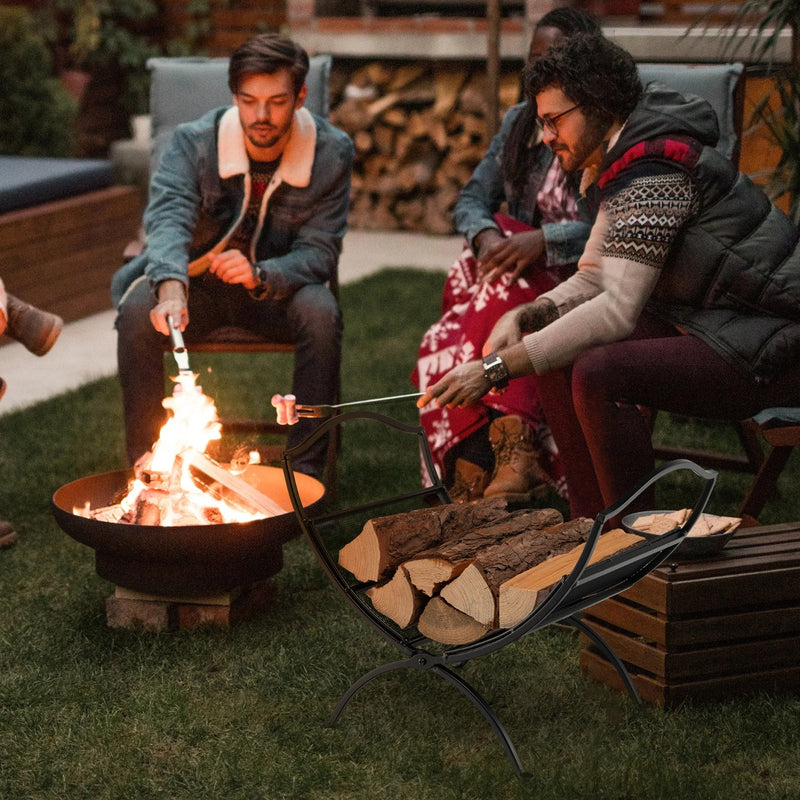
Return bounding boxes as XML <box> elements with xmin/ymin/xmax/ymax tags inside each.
<box><xmin>579</xmin><ymin>522</ymin><xmax>800</xmax><ymax>707</ymax></box>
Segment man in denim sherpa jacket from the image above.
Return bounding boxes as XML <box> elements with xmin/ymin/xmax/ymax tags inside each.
<box><xmin>112</xmin><ymin>33</ymin><xmax>354</xmax><ymax>478</ymax></box>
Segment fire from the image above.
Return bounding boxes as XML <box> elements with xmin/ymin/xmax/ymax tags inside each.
<box><xmin>149</xmin><ymin>372</ymin><xmax>222</xmax><ymax>474</ymax></box>
<box><xmin>78</xmin><ymin>372</ymin><xmax>272</xmax><ymax>526</ymax></box>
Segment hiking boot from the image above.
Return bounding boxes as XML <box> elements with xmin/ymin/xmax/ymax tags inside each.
<box><xmin>448</xmin><ymin>458</ymin><xmax>490</xmax><ymax>503</ymax></box>
<box><xmin>0</xmin><ymin>519</ymin><xmax>18</xmax><ymax>548</ymax></box>
<box><xmin>483</xmin><ymin>415</ymin><xmax>548</xmax><ymax>503</ymax></box>
<box><xmin>5</xmin><ymin>295</ymin><xmax>63</xmax><ymax>356</ymax></box>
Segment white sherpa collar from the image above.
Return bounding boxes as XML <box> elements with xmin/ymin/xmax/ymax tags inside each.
<box><xmin>217</xmin><ymin>105</ymin><xmax>316</xmax><ymax>186</ymax></box>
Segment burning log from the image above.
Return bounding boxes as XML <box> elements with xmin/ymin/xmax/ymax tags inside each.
<box><xmin>338</xmin><ymin>498</ymin><xmax>561</xmax><ymax>583</ymax></box>
<box><xmin>497</xmin><ymin>529</ymin><xmax>645</xmax><ymax>629</ymax></box>
<box><xmin>184</xmin><ymin>451</ymin><xmax>287</xmax><ymax>518</ymax></box>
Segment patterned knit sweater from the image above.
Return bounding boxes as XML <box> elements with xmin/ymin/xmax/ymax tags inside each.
<box><xmin>524</xmin><ymin>84</ymin><xmax>800</xmax><ymax>384</ymax></box>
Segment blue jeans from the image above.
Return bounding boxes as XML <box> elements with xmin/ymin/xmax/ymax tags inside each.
<box><xmin>115</xmin><ymin>274</ymin><xmax>342</xmax><ymax>478</ymax></box>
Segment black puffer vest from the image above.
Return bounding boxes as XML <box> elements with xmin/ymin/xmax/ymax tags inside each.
<box><xmin>588</xmin><ymin>84</ymin><xmax>800</xmax><ymax>386</ymax></box>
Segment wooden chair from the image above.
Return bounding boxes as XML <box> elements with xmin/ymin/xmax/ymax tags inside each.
<box><xmin>738</xmin><ymin>409</ymin><xmax>800</xmax><ymax>525</ymax></box>
<box><xmin>141</xmin><ymin>55</ymin><xmax>340</xmax><ymax>493</ymax></box>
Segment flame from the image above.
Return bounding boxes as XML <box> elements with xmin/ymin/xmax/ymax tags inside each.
<box><xmin>78</xmin><ymin>372</ymin><xmax>268</xmax><ymax>526</ymax></box>
<box><xmin>150</xmin><ymin>373</ymin><xmax>221</xmax><ymax>474</ymax></box>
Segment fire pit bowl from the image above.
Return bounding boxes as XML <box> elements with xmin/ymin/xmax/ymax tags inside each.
<box><xmin>52</xmin><ymin>465</ymin><xmax>325</xmax><ymax>597</ymax></box>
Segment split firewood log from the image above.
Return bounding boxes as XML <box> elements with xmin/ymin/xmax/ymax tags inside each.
<box><xmin>432</xmin><ymin>66</ymin><xmax>469</xmax><ymax>118</ymax></box>
<box><xmin>387</xmin><ymin>63</ymin><xmax>428</xmax><ymax>92</ymax></box>
<box><xmin>382</xmin><ymin>107</ymin><xmax>407</xmax><ymax>128</ymax></box>
<box><xmin>338</xmin><ymin>497</ymin><xmax>520</xmax><ymax>582</ymax></box>
<box><xmin>402</xmin><ymin>508</ymin><xmax>567</xmax><ymax>596</ymax></box>
<box><xmin>372</xmin><ymin>123</ymin><xmax>396</xmax><ymax>156</ymax></box>
<box><xmin>497</xmin><ymin>529</ymin><xmax>645</xmax><ymax>629</ymax></box>
<box><xmin>394</xmin><ymin>196</ymin><xmax>426</xmax><ymax>232</ymax></box>
<box><xmin>330</xmin><ymin>97</ymin><xmax>373</xmax><ymax>134</ymax></box>
<box><xmin>417</xmin><ymin>596</ymin><xmax>491</xmax><ymax>646</ymax></box>
<box><xmin>499</xmin><ymin>72</ymin><xmax>523</xmax><ymax>111</ymax></box>
<box><xmin>438</xmin><ymin>517</ymin><xmax>595</xmax><ymax>627</ymax></box>
<box><xmin>458</xmin><ymin>72</ymin><xmax>490</xmax><ymax>116</ymax></box>
<box><xmin>353</xmin><ymin>129</ymin><xmax>373</xmax><ymax>154</ymax></box>
<box><xmin>365</xmin><ymin>565</ymin><xmax>425</xmax><ymax>628</ymax></box>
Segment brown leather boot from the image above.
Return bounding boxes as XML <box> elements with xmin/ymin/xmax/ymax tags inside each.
<box><xmin>6</xmin><ymin>295</ymin><xmax>63</xmax><ymax>356</ymax></box>
<box><xmin>448</xmin><ymin>458</ymin><xmax>490</xmax><ymax>504</ymax></box>
<box><xmin>483</xmin><ymin>415</ymin><xmax>548</xmax><ymax>503</ymax></box>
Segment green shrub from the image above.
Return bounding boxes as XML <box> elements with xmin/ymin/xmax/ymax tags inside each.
<box><xmin>0</xmin><ymin>6</ymin><xmax>78</xmax><ymax>156</ymax></box>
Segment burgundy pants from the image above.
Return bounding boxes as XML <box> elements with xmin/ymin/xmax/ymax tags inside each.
<box><xmin>538</xmin><ymin>315</ymin><xmax>800</xmax><ymax>519</ymax></box>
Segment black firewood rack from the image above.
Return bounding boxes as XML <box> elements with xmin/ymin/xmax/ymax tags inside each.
<box><xmin>282</xmin><ymin>411</ymin><xmax>717</xmax><ymax>777</ymax></box>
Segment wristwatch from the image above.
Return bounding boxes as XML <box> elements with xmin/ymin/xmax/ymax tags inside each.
<box><xmin>481</xmin><ymin>352</ymin><xmax>510</xmax><ymax>390</ymax></box>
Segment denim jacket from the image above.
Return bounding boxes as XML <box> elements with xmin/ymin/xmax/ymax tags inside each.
<box><xmin>111</xmin><ymin>105</ymin><xmax>354</xmax><ymax>307</ymax></box>
<box><xmin>452</xmin><ymin>103</ymin><xmax>592</xmax><ymax>268</ymax></box>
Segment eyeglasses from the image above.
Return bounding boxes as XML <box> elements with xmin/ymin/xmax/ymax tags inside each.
<box><xmin>536</xmin><ymin>104</ymin><xmax>580</xmax><ymax>136</ymax></box>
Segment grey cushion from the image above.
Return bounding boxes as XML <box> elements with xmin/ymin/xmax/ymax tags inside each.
<box><xmin>147</xmin><ymin>54</ymin><xmax>332</xmax><ymax>169</ymax></box>
<box><xmin>637</xmin><ymin>63</ymin><xmax>744</xmax><ymax>162</ymax></box>
<box><xmin>0</xmin><ymin>156</ymin><xmax>113</xmax><ymax>214</ymax></box>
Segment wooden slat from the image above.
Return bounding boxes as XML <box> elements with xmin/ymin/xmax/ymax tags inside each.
<box><xmin>666</xmin><ymin>565</ymin><xmax>800</xmax><ymax>616</ymax></box>
<box><xmin>585</xmin><ymin>596</ymin><xmax>800</xmax><ymax>649</ymax></box>
<box><xmin>579</xmin><ymin>648</ymin><xmax>800</xmax><ymax>708</ymax></box>
<box><xmin>583</xmin><ymin>619</ymin><xmax>800</xmax><ymax>680</ymax></box>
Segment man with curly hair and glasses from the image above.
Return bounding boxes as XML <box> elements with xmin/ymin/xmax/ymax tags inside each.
<box><xmin>419</xmin><ymin>34</ymin><xmax>800</xmax><ymax>519</ymax></box>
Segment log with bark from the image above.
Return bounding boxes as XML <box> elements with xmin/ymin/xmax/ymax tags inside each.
<box><xmin>338</xmin><ymin>498</ymin><xmax>561</xmax><ymax>583</ymax></box>
<box><xmin>402</xmin><ymin>509</ymin><xmax>571</xmax><ymax>596</ymax></box>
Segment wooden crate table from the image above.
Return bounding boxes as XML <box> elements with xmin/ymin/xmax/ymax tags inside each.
<box><xmin>579</xmin><ymin>522</ymin><xmax>800</xmax><ymax>707</ymax></box>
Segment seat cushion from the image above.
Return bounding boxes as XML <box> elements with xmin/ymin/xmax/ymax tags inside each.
<box><xmin>0</xmin><ymin>156</ymin><xmax>113</xmax><ymax>213</ymax></box>
<box><xmin>637</xmin><ymin>63</ymin><xmax>744</xmax><ymax>162</ymax></box>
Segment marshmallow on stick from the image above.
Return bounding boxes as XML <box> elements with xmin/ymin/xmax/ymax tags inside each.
<box><xmin>271</xmin><ymin>394</ymin><xmax>299</xmax><ymax>425</ymax></box>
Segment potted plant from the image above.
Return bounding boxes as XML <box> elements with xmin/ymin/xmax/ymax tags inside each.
<box><xmin>38</xmin><ymin>0</ymin><xmax>162</xmax><ymax>114</ymax></box>
<box><xmin>0</xmin><ymin>6</ymin><xmax>78</xmax><ymax>156</ymax></box>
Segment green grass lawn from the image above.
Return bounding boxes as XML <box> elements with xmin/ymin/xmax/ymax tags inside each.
<box><xmin>1</xmin><ymin>269</ymin><xmax>798</xmax><ymax>799</ymax></box>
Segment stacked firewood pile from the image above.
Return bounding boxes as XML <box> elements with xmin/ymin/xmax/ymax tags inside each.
<box><xmin>338</xmin><ymin>498</ymin><xmax>643</xmax><ymax>645</ymax></box>
<box><xmin>329</xmin><ymin>62</ymin><xmax>522</xmax><ymax>234</ymax></box>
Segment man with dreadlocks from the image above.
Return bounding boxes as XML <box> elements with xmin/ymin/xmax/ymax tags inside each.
<box><xmin>412</xmin><ymin>7</ymin><xmax>600</xmax><ymax>504</ymax></box>
<box><xmin>419</xmin><ymin>34</ymin><xmax>800</xmax><ymax>520</ymax></box>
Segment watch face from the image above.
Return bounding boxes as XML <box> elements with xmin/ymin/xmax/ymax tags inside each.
<box><xmin>483</xmin><ymin>354</ymin><xmax>508</xmax><ymax>388</ymax></box>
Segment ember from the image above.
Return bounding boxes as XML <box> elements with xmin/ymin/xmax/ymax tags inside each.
<box><xmin>77</xmin><ymin>372</ymin><xmax>283</xmax><ymax>527</ymax></box>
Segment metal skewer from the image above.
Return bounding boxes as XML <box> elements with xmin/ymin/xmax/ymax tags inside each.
<box><xmin>294</xmin><ymin>392</ymin><xmax>424</xmax><ymax>418</ymax></box>
<box><xmin>167</xmin><ymin>314</ymin><xmax>192</xmax><ymax>376</ymax></box>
